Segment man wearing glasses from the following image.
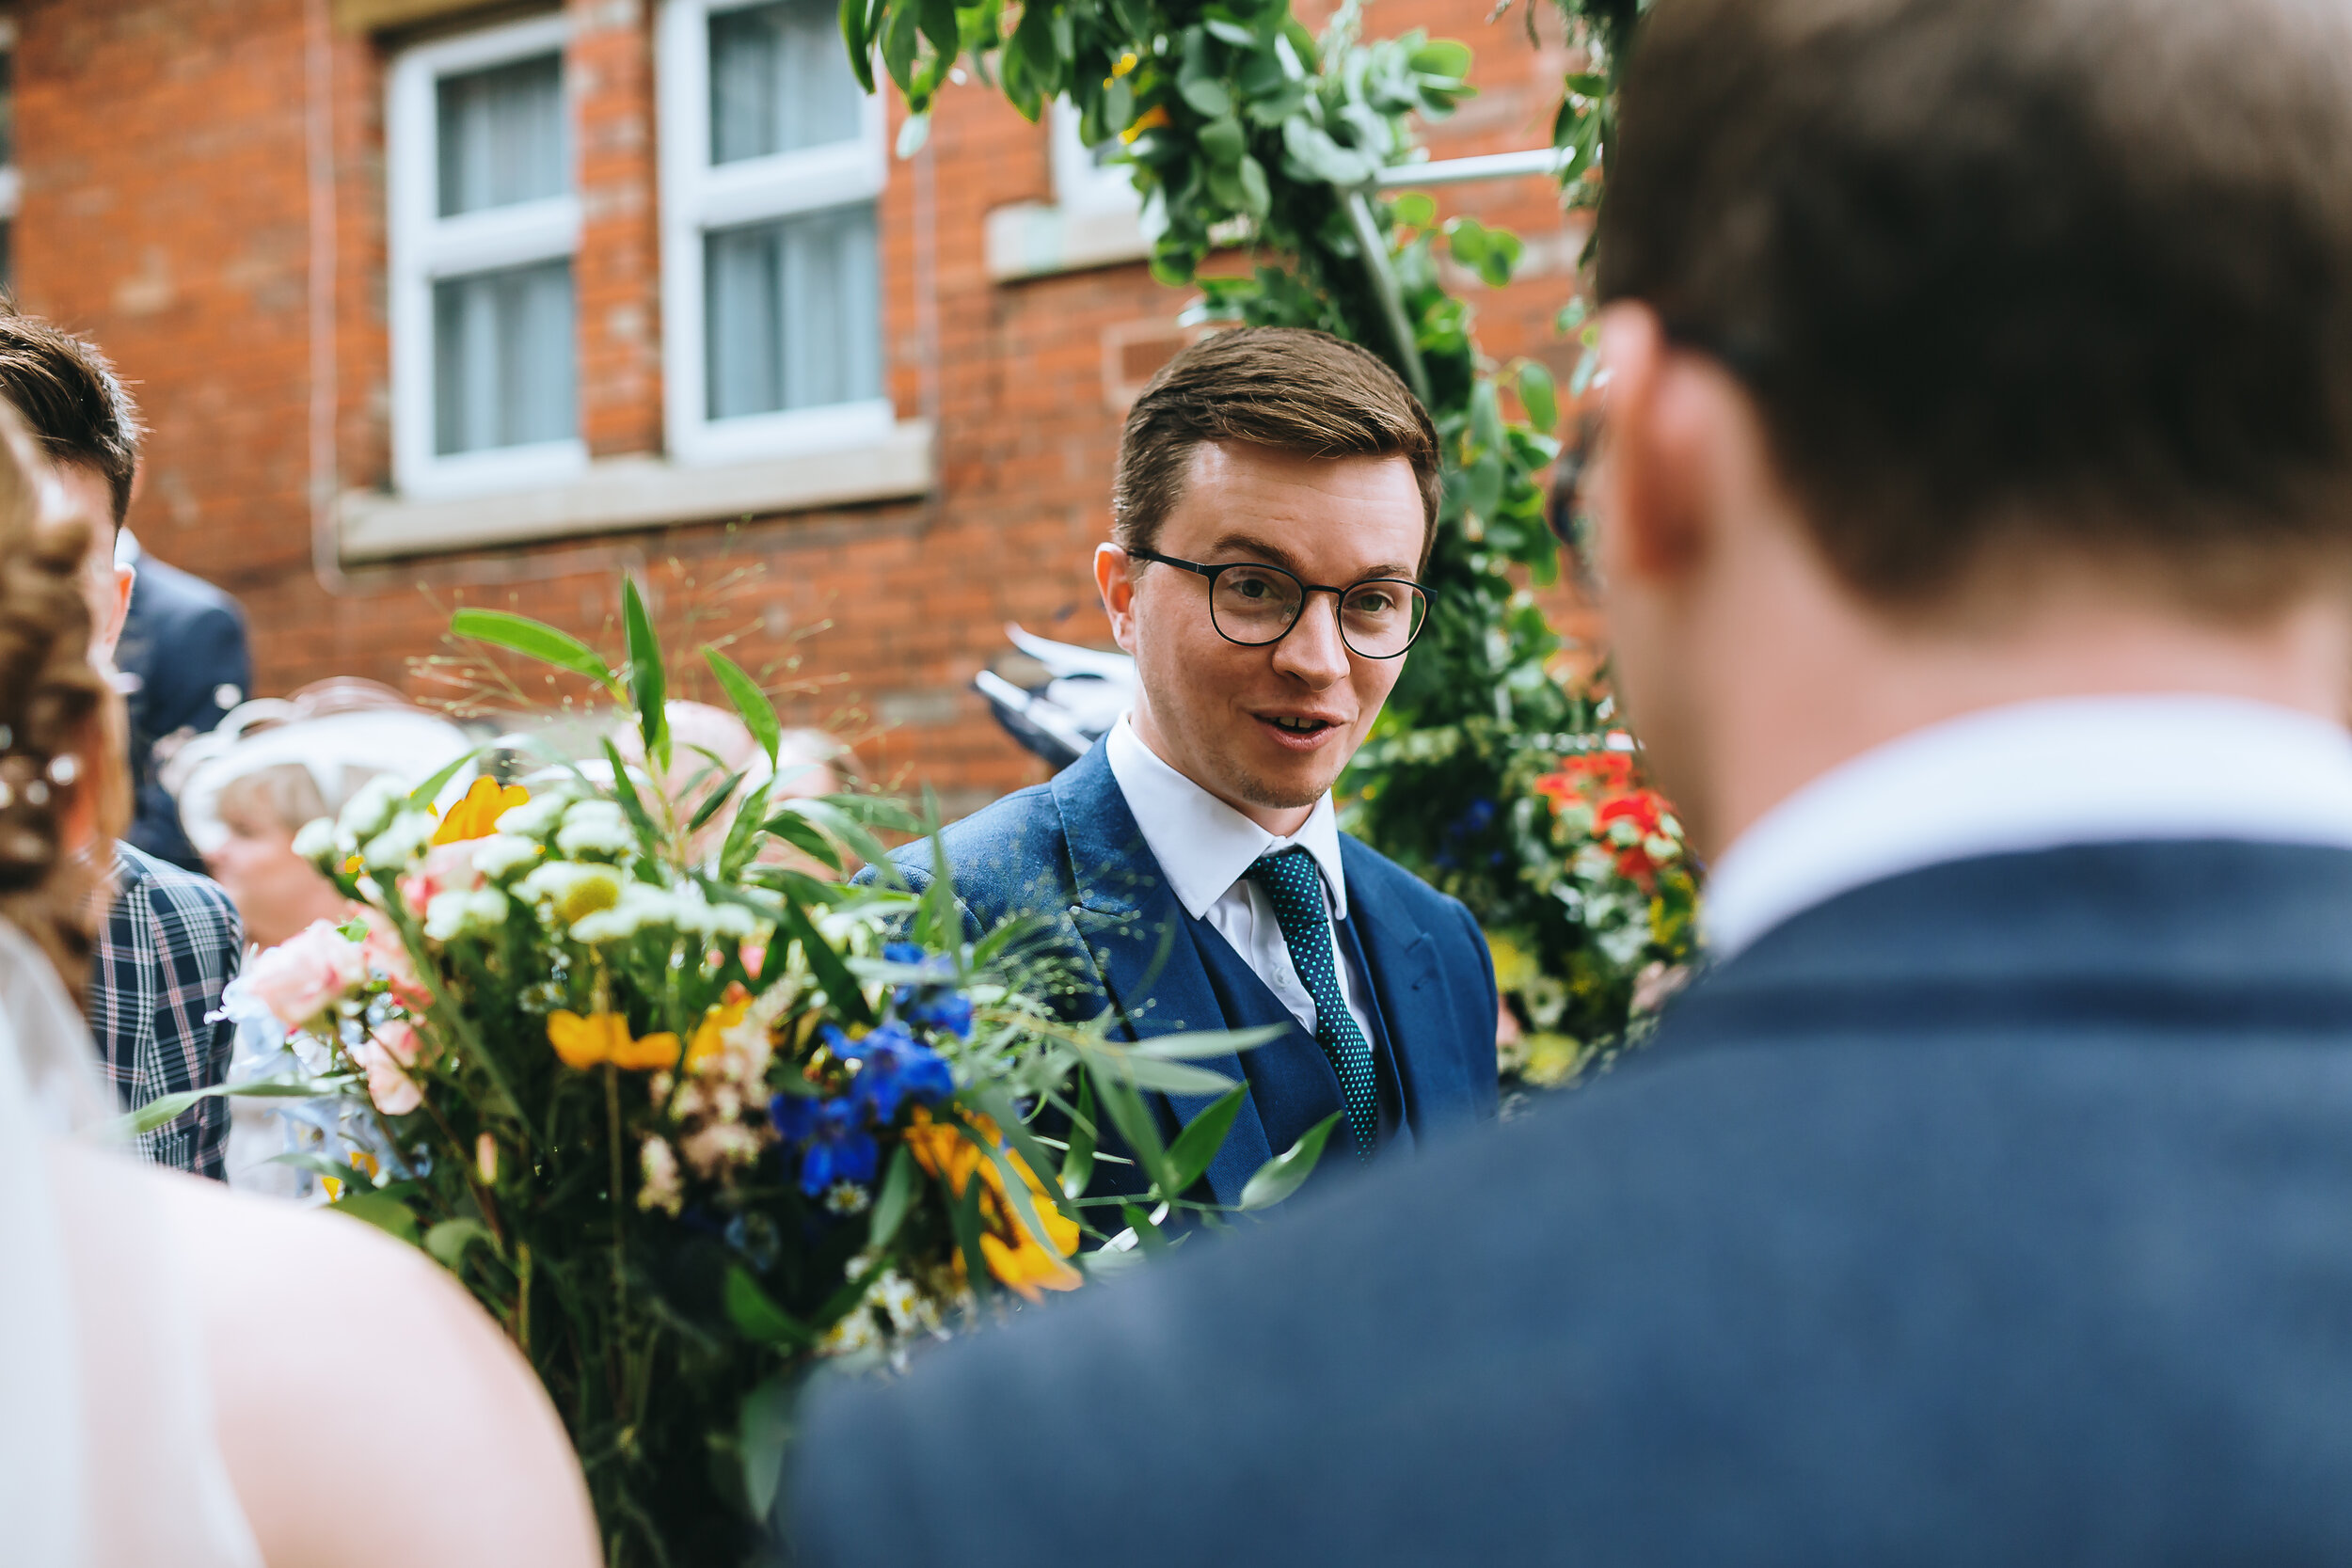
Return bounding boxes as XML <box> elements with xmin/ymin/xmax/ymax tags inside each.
<box><xmin>896</xmin><ymin>326</ymin><xmax>1498</xmax><ymax>1217</ymax></box>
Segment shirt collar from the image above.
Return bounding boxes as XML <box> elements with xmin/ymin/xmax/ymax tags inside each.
<box><xmin>1104</xmin><ymin>716</ymin><xmax>1350</xmax><ymax>921</ymax></box>
<box><xmin>1704</xmin><ymin>693</ymin><xmax>2352</xmax><ymax>960</ymax></box>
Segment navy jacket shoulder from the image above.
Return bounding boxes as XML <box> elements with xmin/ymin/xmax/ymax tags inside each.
<box><xmin>788</xmin><ymin>839</ymin><xmax>2352</xmax><ymax>1568</ymax></box>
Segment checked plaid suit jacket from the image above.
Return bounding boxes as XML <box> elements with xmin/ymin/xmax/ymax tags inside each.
<box><xmin>88</xmin><ymin>843</ymin><xmax>243</xmax><ymax>1179</ymax></box>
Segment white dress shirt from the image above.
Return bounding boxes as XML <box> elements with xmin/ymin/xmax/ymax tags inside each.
<box><xmin>1104</xmin><ymin>717</ymin><xmax>1375</xmax><ymax>1040</ymax></box>
<box><xmin>1704</xmin><ymin>694</ymin><xmax>2352</xmax><ymax>959</ymax></box>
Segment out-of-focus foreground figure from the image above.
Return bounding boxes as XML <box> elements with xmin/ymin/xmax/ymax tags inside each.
<box><xmin>785</xmin><ymin>0</ymin><xmax>2352</xmax><ymax>1563</ymax></box>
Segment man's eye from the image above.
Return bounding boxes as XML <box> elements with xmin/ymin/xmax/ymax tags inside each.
<box><xmin>1352</xmin><ymin>591</ymin><xmax>1393</xmax><ymax>614</ymax></box>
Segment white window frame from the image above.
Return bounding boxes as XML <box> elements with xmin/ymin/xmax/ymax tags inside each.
<box><xmin>386</xmin><ymin>12</ymin><xmax>585</xmax><ymax>502</ymax></box>
<box><xmin>657</xmin><ymin>0</ymin><xmax>891</xmax><ymax>468</ymax></box>
<box><xmin>1052</xmin><ymin>102</ymin><xmax>1139</xmax><ymax>216</ymax></box>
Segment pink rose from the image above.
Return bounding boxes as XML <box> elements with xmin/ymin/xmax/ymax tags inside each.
<box><xmin>358</xmin><ymin>908</ymin><xmax>428</xmax><ymax>1011</ymax></box>
<box><xmin>400</xmin><ymin>840</ymin><xmax>484</xmax><ymax>918</ymax></box>
<box><xmin>359</xmin><ymin>1026</ymin><xmax>423</xmax><ymax>1117</ymax></box>
<box><xmin>244</xmin><ymin>920</ymin><xmax>367</xmax><ymax>1032</ymax></box>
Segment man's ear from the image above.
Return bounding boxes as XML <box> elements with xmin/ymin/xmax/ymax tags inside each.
<box><xmin>1094</xmin><ymin>544</ymin><xmax>1139</xmax><ymax>652</ymax></box>
<box><xmin>1594</xmin><ymin>303</ymin><xmax>1717</xmax><ymax>591</ymax></box>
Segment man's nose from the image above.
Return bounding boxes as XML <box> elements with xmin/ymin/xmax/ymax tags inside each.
<box><xmin>1270</xmin><ymin>594</ymin><xmax>1352</xmax><ymax>687</ymax></box>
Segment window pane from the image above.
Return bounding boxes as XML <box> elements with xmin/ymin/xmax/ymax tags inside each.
<box><xmin>704</xmin><ymin>204</ymin><xmax>881</xmax><ymax>420</ymax></box>
<box><xmin>433</xmin><ymin>259</ymin><xmax>576</xmax><ymax>454</ymax></box>
<box><xmin>437</xmin><ymin>53</ymin><xmax>565</xmax><ymax>217</ymax></box>
<box><xmin>708</xmin><ymin>0</ymin><xmax>863</xmax><ymax>164</ymax></box>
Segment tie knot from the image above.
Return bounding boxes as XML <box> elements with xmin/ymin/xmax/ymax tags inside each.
<box><xmin>1245</xmin><ymin>846</ymin><xmax>1322</xmax><ymax>912</ymax></box>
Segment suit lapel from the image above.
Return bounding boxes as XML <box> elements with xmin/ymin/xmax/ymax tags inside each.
<box><xmin>1339</xmin><ymin>836</ymin><xmax>1452</xmax><ymax>1124</ymax></box>
<box><xmin>1052</xmin><ymin>746</ymin><xmax>1275</xmax><ymax>1204</ymax></box>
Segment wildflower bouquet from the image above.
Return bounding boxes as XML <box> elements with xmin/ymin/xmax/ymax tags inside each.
<box><xmin>172</xmin><ymin>584</ymin><xmax>1303</xmax><ymax>1567</ymax></box>
<box><xmin>1346</xmin><ymin>702</ymin><xmax>1700</xmax><ymax>1093</ymax></box>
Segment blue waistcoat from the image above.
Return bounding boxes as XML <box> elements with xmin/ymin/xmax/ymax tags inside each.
<box><xmin>1182</xmin><ymin>905</ymin><xmax>1415</xmax><ymax>1183</ymax></box>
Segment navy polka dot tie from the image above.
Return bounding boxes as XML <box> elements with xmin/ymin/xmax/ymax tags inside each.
<box><xmin>1246</xmin><ymin>847</ymin><xmax>1379</xmax><ymax>1163</ymax></box>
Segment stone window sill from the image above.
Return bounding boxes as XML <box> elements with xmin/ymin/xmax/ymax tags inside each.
<box><xmin>984</xmin><ymin>201</ymin><xmax>1152</xmax><ymax>283</ymax></box>
<box><xmin>336</xmin><ymin>420</ymin><xmax>933</xmax><ymax>562</ymax></box>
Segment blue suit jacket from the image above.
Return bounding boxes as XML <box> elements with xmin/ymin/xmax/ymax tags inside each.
<box><xmin>882</xmin><ymin>741</ymin><xmax>1498</xmax><ymax>1205</ymax></box>
<box><xmin>788</xmin><ymin>840</ymin><xmax>2352</xmax><ymax>1565</ymax></box>
<box><xmin>116</xmin><ymin>555</ymin><xmax>250</xmax><ymax>872</ymax></box>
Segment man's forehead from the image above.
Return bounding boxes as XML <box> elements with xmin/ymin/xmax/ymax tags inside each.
<box><xmin>1164</xmin><ymin>442</ymin><xmax>1425</xmax><ymax>565</ymax></box>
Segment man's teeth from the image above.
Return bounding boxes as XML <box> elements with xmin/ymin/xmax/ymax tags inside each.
<box><xmin>1271</xmin><ymin>717</ymin><xmax>1329</xmax><ymax>733</ymax></box>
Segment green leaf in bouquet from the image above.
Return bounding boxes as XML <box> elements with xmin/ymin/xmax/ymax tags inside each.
<box><xmin>1240</xmin><ymin>1110</ymin><xmax>1342</xmax><ymax>1210</ymax></box>
<box><xmin>719</xmin><ymin>776</ymin><xmax>775</xmax><ymax>881</ymax></box>
<box><xmin>405</xmin><ymin>745</ymin><xmax>485</xmax><ymax>813</ymax></box>
<box><xmin>1083</xmin><ymin>1047</ymin><xmax>1239</xmax><ymax>1097</ymax></box>
<box><xmin>724</xmin><ymin>1266</ymin><xmax>816</xmax><ymax>1347</ymax></box>
<box><xmin>775</xmin><ymin>895</ymin><xmax>877</xmax><ymax>1028</ymax></box>
<box><xmin>946</xmin><ymin>1165</ymin><xmax>993</xmax><ymax>1299</ymax></box>
<box><xmin>686</xmin><ymin>768</ymin><xmax>750</xmax><ymax>835</ymax></box>
<box><xmin>914</xmin><ymin>816</ymin><xmax>962</xmax><ymax>950</ymax></box>
<box><xmin>330</xmin><ymin>1190</ymin><xmax>421</xmax><ymax>1246</ymax></box>
<box><xmin>765</xmin><ymin>797</ymin><xmax>891</xmax><ymax>871</ymax></box>
<box><xmin>866</xmin><ymin>1142</ymin><xmax>919</xmax><ymax>1249</ymax></box>
<box><xmin>1094</xmin><ymin>1069</ymin><xmax>1179</xmax><ymax>1197</ymax></box>
<box><xmin>1130</xmin><ymin>1023</ymin><xmax>1283</xmax><ymax>1061</ymax></box>
<box><xmin>738</xmin><ymin>1373</ymin><xmax>798</xmax><ymax>1528</ymax></box>
<box><xmin>621</xmin><ymin>576</ymin><xmax>670</xmax><ymax>769</ymax></box>
<box><xmin>1120</xmin><ymin>1201</ymin><xmax>1170</xmax><ymax>1255</ymax></box>
<box><xmin>450</xmin><ymin>609</ymin><xmax>622</xmax><ymax>697</ymax></box>
<box><xmin>704</xmin><ymin>645</ymin><xmax>783</xmax><ymax>764</ymax></box>
<box><xmin>111</xmin><ymin>1073</ymin><xmax>353</xmax><ymax>1139</ymax></box>
<box><xmin>267</xmin><ymin>1150</ymin><xmax>376</xmax><ymax>1192</ymax></box>
<box><xmin>1166</xmin><ymin>1084</ymin><xmax>1248</xmax><ymax>1196</ymax></box>
<box><xmin>951</xmin><ymin>1101</ymin><xmax>1071</xmax><ymax>1263</ymax></box>
<box><xmin>424</xmin><ymin>1218</ymin><xmax>500</xmax><ymax>1272</ymax></box>
<box><xmin>1059</xmin><ymin>1071</ymin><xmax>1097</xmax><ymax>1199</ymax></box>
<box><xmin>761</xmin><ymin>811</ymin><xmax>845</xmax><ymax>875</ymax></box>
<box><xmin>597</xmin><ymin>736</ymin><xmax>666</xmax><ymax>858</ymax></box>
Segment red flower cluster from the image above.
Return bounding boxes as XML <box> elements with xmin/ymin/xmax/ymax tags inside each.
<box><xmin>1532</xmin><ymin>749</ymin><xmax>1679</xmax><ymax>886</ymax></box>
<box><xmin>1531</xmin><ymin>752</ymin><xmax>1633</xmax><ymax>811</ymax></box>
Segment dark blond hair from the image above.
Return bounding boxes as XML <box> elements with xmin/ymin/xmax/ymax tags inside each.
<box><xmin>0</xmin><ymin>405</ymin><xmax>124</xmax><ymax>1004</ymax></box>
<box><xmin>1599</xmin><ymin>0</ymin><xmax>2352</xmax><ymax>616</ymax></box>
<box><xmin>1111</xmin><ymin>327</ymin><xmax>1441</xmax><ymax>568</ymax></box>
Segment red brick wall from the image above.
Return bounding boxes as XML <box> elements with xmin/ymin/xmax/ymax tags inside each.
<box><xmin>12</xmin><ymin>0</ymin><xmax>1593</xmax><ymax>816</ymax></box>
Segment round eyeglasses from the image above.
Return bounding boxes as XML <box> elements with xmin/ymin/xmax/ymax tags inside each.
<box><xmin>1128</xmin><ymin>548</ymin><xmax>1430</xmax><ymax>659</ymax></box>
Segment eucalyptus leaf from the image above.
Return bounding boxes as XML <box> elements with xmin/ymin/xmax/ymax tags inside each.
<box><xmin>621</xmin><ymin>578</ymin><xmax>669</xmax><ymax>768</ymax></box>
<box><xmin>1167</xmin><ymin>1084</ymin><xmax>1247</xmax><ymax>1196</ymax></box>
<box><xmin>704</xmin><ymin>646</ymin><xmax>784</xmax><ymax>763</ymax></box>
<box><xmin>1240</xmin><ymin>1110</ymin><xmax>1341</xmax><ymax>1209</ymax></box>
<box><xmin>739</xmin><ymin>1375</ymin><xmax>798</xmax><ymax>1526</ymax></box>
<box><xmin>1061</xmin><ymin>1071</ymin><xmax>1098</xmax><ymax>1199</ymax></box>
<box><xmin>867</xmin><ymin>1143</ymin><xmax>918</xmax><ymax>1249</ymax></box>
<box><xmin>424</xmin><ymin>1218</ymin><xmax>498</xmax><ymax>1271</ymax></box>
<box><xmin>725</xmin><ymin>1267</ymin><xmax>816</xmax><ymax>1346</ymax></box>
<box><xmin>406</xmin><ymin>746</ymin><xmax>485</xmax><ymax>812</ymax></box>
<box><xmin>449</xmin><ymin>610</ymin><xmax>619</xmax><ymax>695</ymax></box>
<box><xmin>1518</xmin><ymin>358</ymin><xmax>1559</xmax><ymax>436</ymax></box>
<box><xmin>777</xmin><ymin>894</ymin><xmax>876</xmax><ymax>1028</ymax></box>
<box><xmin>330</xmin><ymin>1190</ymin><xmax>420</xmax><ymax>1246</ymax></box>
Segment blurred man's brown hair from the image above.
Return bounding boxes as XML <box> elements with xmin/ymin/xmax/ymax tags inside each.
<box><xmin>1111</xmin><ymin>326</ymin><xmax>1441</xmax><ymax>567</ymax></box>
<box><xmin>1597</xmin><ymin>0</ymin><xmax>2352</xmax><ymax>619</ymax></box>
<box><xmin>0</xmin><ymin>309</ymin><xmax>143</xmax><ymax>528</ymax></box>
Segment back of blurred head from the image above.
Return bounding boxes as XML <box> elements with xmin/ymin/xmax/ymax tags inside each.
<box><xmin>1590</xmin><ymin>0</ymin><xmax>2352</xmax><ymax>851</ymax></box>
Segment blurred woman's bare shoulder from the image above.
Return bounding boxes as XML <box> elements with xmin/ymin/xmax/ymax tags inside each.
<box><xmin>54</xmin><ymin>1143</ymin><xmax>598</xmax><ymax>1568</ymax></box>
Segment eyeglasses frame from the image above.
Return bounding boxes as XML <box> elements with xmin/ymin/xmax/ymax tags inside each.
<box><xmin>1124</xmin><ymin>546</ymin><xmax>1432</xmax><ymax>659</ymax></box>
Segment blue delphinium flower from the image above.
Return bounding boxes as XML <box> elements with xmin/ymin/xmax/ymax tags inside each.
<box><xmin>769</xmin><ymin>1093</ymin><xmax>878</xmax><ymax>1196</ymax></box>
<box><xmin>882</xmin><ymin>942</ymin><xmax>974</xmax><ymax>1038</ymax></box>
<box><xmin>834</xmin><ymin>1022</ymin><xmax>955</xmax><ymax>1121</ymax></box>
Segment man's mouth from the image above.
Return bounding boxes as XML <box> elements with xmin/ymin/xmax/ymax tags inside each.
<box><xmin>1254</xmin><ymin>712</ymin><xmax>1347</xmax><ymax>749</ymax></box>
